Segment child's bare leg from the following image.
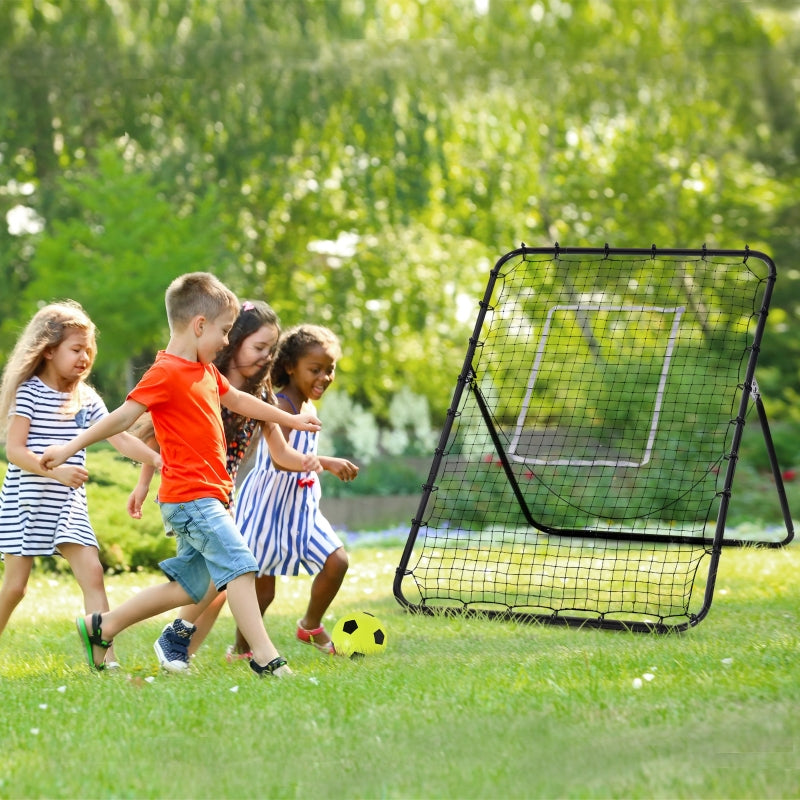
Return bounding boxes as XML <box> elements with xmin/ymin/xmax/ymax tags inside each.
<box><xmin>60</xmin><ymin>543</ymin><xmax>120</xmax><ymax>665</ymax></box>
<box><xmin>299</xmin><ymin>548</ymin><xmax>349</xmax><ymax>647</ymax></box>
<box><xmin>232</xmin><ymin>574</ymin><xmax>274</xmax><ymax>655</ymax></box>
<box><xmin>0</xmin><ymin>554</ymin><xmax>33</xmax><ymax>637</ymax></box>
<box><xmin>225</xmin><ymin>572</ymin><xmax>281</xmax><ymax>667</ymax></box>
<box><xmin>78</xmin><ymin>579</ymin><xmax>194</xmax><ymax>666</ymax></box>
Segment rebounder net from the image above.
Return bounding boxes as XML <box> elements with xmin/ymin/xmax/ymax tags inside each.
<box><xmin>394</xmin><ymin>246</ymin><xmax>794</xmax><ymax>632</ymax></box>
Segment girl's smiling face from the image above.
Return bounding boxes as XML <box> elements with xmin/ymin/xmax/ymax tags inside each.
<box><xmin>231</xmin><ymin>324</ymin><xmax>280</xmax><ymax>382</ymax></box>
<box><xmin>287</xmin><ymin>343</ymin><xmax>337</xmax><ymax>403</ymax></box>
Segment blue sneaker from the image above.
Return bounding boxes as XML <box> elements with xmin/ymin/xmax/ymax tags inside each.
<box><xmin>153</xmin><ymin>619</ymin><xmax>196</xmax><ymax>673</ymax></box>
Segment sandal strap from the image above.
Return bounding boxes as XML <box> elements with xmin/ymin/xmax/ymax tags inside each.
<box><xmin>297</xmin><ymin>620</ymin><xmax>326</xmax><ymax>638</ymax></box>
<box><xmin>250</xmin><ymin>656</ymin><xmax>288</xmax><ymax>676</ymax></box>
<box><xmin>89</xmin><ymin>612</ymin><xmax>114</xmax><ymax>648</ymax></box>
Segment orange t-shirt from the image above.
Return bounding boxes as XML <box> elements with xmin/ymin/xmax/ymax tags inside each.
<box><xmin>128</xmin><ymin>351</ymin><xmax>232</xmax><ymax>505</ymax></box>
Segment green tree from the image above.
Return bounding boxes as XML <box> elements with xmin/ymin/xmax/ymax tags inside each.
<box><xmin>20</xmin><ymin>143</ymin><xmax>228</xmax><ymax>405</ymax></box>
<box><xmin>2</xmin><ymin>0</ymin><xmax>800</xmax><ymax>426</ymax></box>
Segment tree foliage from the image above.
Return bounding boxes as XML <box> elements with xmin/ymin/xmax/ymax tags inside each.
<box><xmin>1</xmin><ymin>0</ymin><xmax>799</xmax><ymax>421</ymax></box>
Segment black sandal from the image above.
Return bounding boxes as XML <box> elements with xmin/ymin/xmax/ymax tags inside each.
<box><xmin>76</xmin><ymin>613</ymin><xmax>113</xmax><ymax>671</ymax></box>
<box><xmin>249</xmin><ymin>656</ymin><xmax>292</xmax><ymax>678</ymax></box>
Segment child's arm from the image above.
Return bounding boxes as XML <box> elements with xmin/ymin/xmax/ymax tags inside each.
<box><xmin>222</xmin><ymin>387</ymin><xmax>321</xmax><ymax>432</ymax></box>
<box><xmin>108</xmin><ymin>431</ymin><xmax>162</xmax><ymax>471</ymax></box>
<box><xmin>127</xmin><ymin>463</ymin><xmax>157</xmax><ymax>519</ymax></box>
<box><xmin>262</xmin><ymin>422</ymin><xmax>323</xmax><ymax>474</ymax></box>
<box><xmin>5</xmin><ymin>414</ymin><xmax>89</xmax><ymax>489</ymax></box>
<box><xmin>40</xmin><ymin>399</ymin><xmax>147</xmax><ymax>470</ymax></box>
<box><xmin>319</xmin><ymin>455</ymin><xmax>359</xmax><ymax>483</ymax></box>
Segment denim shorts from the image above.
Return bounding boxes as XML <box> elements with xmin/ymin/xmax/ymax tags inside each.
<box><xmin>158</xmin><ymin>498</ymin><xmax>258</xmax><ymax>603</ymax></box>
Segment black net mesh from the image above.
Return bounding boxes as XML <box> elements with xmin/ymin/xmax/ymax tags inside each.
<box><xmin>396</xmin><ymin>248</ymin><xmax>782</xmax><ymax>631</ymax></box>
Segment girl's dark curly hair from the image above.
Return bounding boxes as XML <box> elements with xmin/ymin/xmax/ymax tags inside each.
<box><xmin>271</xmin><ymin>324</ymin><xmax>342</xmax><ymax>389</ymax></box>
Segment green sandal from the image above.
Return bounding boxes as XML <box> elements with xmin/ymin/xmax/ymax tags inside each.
<box><xmin>76</xmin><ymin>613</ymin><xmax>113</xmax><ymax>672</ymax></box>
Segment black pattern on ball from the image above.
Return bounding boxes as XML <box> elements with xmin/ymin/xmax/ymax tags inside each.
<box><xmin>331</xmin><ymin>611</ymin><xmax>388</xmax><ymax>657</ymax></box>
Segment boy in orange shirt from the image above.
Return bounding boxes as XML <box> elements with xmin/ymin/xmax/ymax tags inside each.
<box><xmin>41</xmin><ymin>272</ymin><xmax>321</xmax><ymax>678</ymax></box>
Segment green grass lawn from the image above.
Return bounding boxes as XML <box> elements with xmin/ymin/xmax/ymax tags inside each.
<box><xmin>1</xmin><ymin>443</ymin><xmax>799</xmax><ymax>798</ymax></box>
<box><xmin>0</xmin><ymin>540</ymin><xmax>798</xmax><ymax>800</ymax></box>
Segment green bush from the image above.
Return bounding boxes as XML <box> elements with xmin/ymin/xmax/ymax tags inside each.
<box><xmin>82</xmin><ymin>450</ymin><xmax>176</xmax><ymax>571</ymax></box>
<box><xmin>320</xmin><ymin>455</ymin><xmax>429</xmax><ymax>498</ymax></box>
<box><xmin>2</xmin><ymin>423</ymin><xmax>794</xmax><ymax>575</ymax></box>
<box><xmin>736</xmin><ymin>417</ymin><xmax>800</xmax><ymax>473</ymax></box>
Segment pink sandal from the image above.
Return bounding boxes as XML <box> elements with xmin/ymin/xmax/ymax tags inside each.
<box><xmin>225</xmin><ymin>644</ymin><xmax>253</xmax><ymax>663</ymax></box>
<box><xmin>296</xmin><ymin>620</ymin><xmax>336</xmax><ymax>655</ymax></box>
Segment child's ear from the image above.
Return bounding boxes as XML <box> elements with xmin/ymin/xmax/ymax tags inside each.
<box><xmin>191</xmin><ymin>316</ymin><xmax>206</xmax><ymax>337</ymax></box>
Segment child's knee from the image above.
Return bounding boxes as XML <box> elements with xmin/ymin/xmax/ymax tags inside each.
<box><xmin>1</xmin><ymin>581</ymin><xmax>27</xmax><ymax>606</ymax></box>
<box><xmin>255</xmin><ymin>579</ymin><xmax>275</xmax><ymax>607</ymax></box>
<box><xmin>82</xmin><ymin>561</ymin><xmax>107</xmax><ymax>591</ymax></box>
<box><xmin>329</xmin><ymin>548</ymin><xmax>349</xmax><ymax>575</ymax></box>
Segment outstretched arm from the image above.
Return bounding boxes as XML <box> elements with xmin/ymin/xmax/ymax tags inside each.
<box><xmin>262</xmin><ymin>422</ymin><xmax>322</xmax><ymax>474</ymax></box>
<box><xmin>128</xmin><ymin>463</ymin><xmax>157</xmax><ymax>519</ymax></box>
<box><xmin>319</xmin><ymin>455</ymin><xmax>359</xmax><ymax>483</ymax></box>
<box><xmin>222</xmin><ymin>387</ymin><xmax>321</xmax><ymax>432</ymax></box>
<box><xmin>40</xmin><ymin>399</ymin><xmax>148</xmax><ymax>470</ymax></box>
<box><xmin>108</xmin><ymin>431</ymin><xmax>162</xmax><ymax>471</ymax></box>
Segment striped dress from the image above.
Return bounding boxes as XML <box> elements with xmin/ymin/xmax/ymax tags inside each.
<box><xmin>235</xmin><ymin>398</ymin><xmax>343</xmax><ymax>577</ymax></box>
<box><xmin>0</xmin><ymin>376</ymin><xmax>107</xmax><ymax>556</ymax></box>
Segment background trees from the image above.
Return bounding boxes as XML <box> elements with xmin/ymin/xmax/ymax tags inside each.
<box><xmin>1</xmin><ymin>0</ymin><xmax>799</xmax><ymax>427</ymax></box>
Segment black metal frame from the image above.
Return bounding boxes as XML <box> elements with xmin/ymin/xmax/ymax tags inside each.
<box><xmin>393</xmin><ymin>246</ymin><xmax>794</xmax><ymax>633</ymax></box>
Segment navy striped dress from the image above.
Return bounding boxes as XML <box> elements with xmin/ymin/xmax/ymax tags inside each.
<box><xmin>235</xmin><ymin>400</ymin><xmax>343</xmax><ymax>577</ymax></box>
<box><xmin>0</xmin><ymin>376</ymin><xmax>107</xmax><ymax>556</ymax></box>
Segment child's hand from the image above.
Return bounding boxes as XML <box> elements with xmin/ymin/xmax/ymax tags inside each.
<box><xmin>326</xmin><ymin>458</ymin><xmax>359</xmax><ymax>483</ymax></box>
<box><xmin>127</xmin><ymin>485</ymin><xmax>149</xmax><ymax>519</ymax></box>
<box><xmin>301</xmin><ymin>453</ymin><xmax>324</xmax><ymax>474</ymax></box>
<box><xmin>294</xmin><ymin>412</ymin><xmax>322</xmax><ymax>432</ymax></box>
<box><xmin>41</xmin><ymin>444</ymin><xmax>71</xmax><ymax>470</ymax></box>
<box><xmin>53</xmin><ymin>464</ymin><xmax>89</xmax><ymax>489</ymax></box>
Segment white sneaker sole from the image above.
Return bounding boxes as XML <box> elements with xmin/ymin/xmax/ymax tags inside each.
<box><xmin>153</xmin><ymin>640</ymin><xmax>190</xmax><ymax>673</ymax></box>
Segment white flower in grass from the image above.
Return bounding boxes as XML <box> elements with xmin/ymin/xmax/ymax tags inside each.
<box><xmin>144</xmin><ymin>676</ymin><xmax>155</xmax><ymax>683</ymax></box>
<box><xmin>721</xmin><ymin>657</ymin><xmax>733</xmax><ymax>666</ymax></box>
<box><xmin>230</xmin><ymin>685</ymin><xmax>239</xmax><ymax>693</ymax></box>
<box><xmin>308</xmin><ymin>677</ymin><xmax>320</xmax><ymax>685</ymax></box>
<box><xmin>632</xmin><ymin>677</ymin><xmax>643</xmax><ymax>689</ymax></box>
<box><xmin>30</xmin><ymin>729</ymin><xmax>39</xmax><ymax>735</ymax></box>
<box><xmin>56</xmin><ymin>686</ymin><xmax>66</xmax><ymax>693</ymax></box>
<box><xmin>643</xmin><ymin>673</ymin><xmax>655</xmax><ymax>682</ymax></box>
<box><xmin>38</xmin><ymin>704</ymin><xmax>47</xmax><ymax>710</ymax></box>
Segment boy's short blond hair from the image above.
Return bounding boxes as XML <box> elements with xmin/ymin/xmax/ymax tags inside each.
<box><xmin>165</xmin><ymin>272</ymin><xmax>240</xmax><ymax>331</ymax></box>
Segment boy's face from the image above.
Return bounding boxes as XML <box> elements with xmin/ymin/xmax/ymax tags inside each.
<box><xmin>197</xmin><ymin>309</ymin><xmax>237</xmax><ymax>364</ymax></box>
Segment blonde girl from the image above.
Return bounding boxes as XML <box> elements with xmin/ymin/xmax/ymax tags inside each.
<box><xmin>0</xmin><ymin>301</ymin><xmax>160</xmax><ymax>667</ymax></box>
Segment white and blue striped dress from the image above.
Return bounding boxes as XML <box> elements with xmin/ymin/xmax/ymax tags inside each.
<box><xmin>235</xmin><ymin>399</ymin><xmax>343</xmax><ymax>577</ymax></box>
<box><xmin>0</xmin><ymin>376</ymin><xmax>107</xmax><ymax>556</ymax></box>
